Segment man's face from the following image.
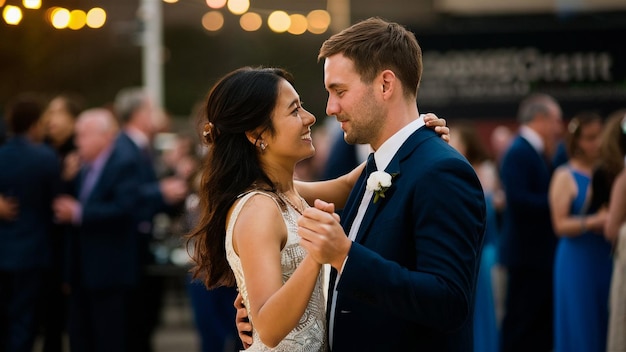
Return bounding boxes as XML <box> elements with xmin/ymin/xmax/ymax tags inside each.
<box><xmin>75</xmin><ymin>117</ymin><xmax>110</xmax><ymax>163</ymax></box>
<box><xmin>323</xmin><ymin>54</ymin><xmax>385</xmax><ymax>148</ymax></box>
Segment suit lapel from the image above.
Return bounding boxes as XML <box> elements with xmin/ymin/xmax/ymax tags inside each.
<box><xmin>351</xmin><ymin>127</ymin><xmax>434</xmax><ymax>244</ymax></box>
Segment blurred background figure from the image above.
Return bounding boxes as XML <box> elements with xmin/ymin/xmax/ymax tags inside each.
<box><xmin>498</xmin><ymin>93</ymin><xmax>563</xmax><ymax>352</ymax></box>
<box><xmin>548</xmin><ymin>111</ymin><xmax>610</xmax><ymax>352</ymax></box>
<box><xmin>320</xmin><ymin>119</ymin><xmax>370</xmax><ymax>181</ymax></box>
<box><xmin>0</xmin><ymin>93</ymin><xmax>61</xmax><ymax>352</ymax></box>
<box><xmin>183</xmin><ymin>180</ymin><xmax>243</xmax><ymax>352</ymax></box>
<box><xmin>171</xmin><ymin>105</ymin><xmax>243</xmax><ymax>352</ymax></box>
<box><xmin>589</xmin><ymin>109</ymin><xmax>626</xmax><ymax>219</ymax></box>
<box><xmin>599</xmin><ymin>109</ymin><xmax>626</xmax><ymax>351</ymax></box>
<box><xmin>490</xmin><ymin>125</ymin><xmax>514</xmax><ymax>166</ymax></box>
<box><xmin>38</xmin><ymin>92</ymin><xmax>85</xmax><ymax>352</ymax></box>
<box><xmin>53</xmin><ymin>108</ymin><xmax>140</xmax><ymax>352</ymax></box>
<box><xmin>449</xmin><ymin>120</ymin><xmax>500</xmax><ymax>352</ymax></box>
<box><xmin>113</xmin><ymin>87</ymin><xmax>189</xmax><ymax>352</ymax></box>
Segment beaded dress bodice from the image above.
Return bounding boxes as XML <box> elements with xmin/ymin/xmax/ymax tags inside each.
<box><xmin>225</xmin><ymin>191</ymin><xmax>327</xmax><ymax>352</ymax></box>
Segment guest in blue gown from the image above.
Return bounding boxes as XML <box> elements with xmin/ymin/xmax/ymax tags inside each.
<box><xmin>450</xmin><ymin>121</ymin><xmax>501</xmax><ymax>352</ymax></box>
<box><xmin>548</xmin><ymin>112</ymin><xmax>612</xmax><ymax>352</ymax></box>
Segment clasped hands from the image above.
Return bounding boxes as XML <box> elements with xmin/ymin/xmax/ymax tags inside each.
<box><xmin>298</xmin><ymin>199</ymin><xmax>352</xmax><ymax>270</ymax></box>
<box><xmin>234</xmin><ymin>199</ymin><xmax>350</xmax><ymax>349</ymax></box>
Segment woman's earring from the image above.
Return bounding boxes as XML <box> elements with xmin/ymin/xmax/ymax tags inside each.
<box><xmin>260</xmin><ymin>142</ymin><xmax>266</xmax><ymax>151</ymax></box>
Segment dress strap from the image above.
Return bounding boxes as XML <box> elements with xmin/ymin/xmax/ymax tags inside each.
<box><xmin>235</xmin><ymin>189</ymin><xmax>288</xmax><ymax>214</ymax></box>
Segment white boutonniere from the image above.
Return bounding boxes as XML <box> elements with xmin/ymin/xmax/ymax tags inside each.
<box><xmin>366</xmin><ymin>171</ymin><xmax>397</xmax><ymax>203</ymax></box>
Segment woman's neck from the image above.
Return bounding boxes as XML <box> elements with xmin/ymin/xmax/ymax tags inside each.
<box><xmin>569</xmin><ymin>157</ymin><xmax>595</xmax><ymax>174</ymax></box>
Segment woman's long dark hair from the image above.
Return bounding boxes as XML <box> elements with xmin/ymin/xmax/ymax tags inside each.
<box><xmin>187</xmin><ymin>66</ymin><xmax>295</xmax><ymax>289</ymax></box>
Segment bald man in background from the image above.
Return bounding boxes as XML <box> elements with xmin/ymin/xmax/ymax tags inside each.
<box><xmin>54</xmin><ymin>108</ymin><xmax>142</xmax><ymax>352</ymax></box>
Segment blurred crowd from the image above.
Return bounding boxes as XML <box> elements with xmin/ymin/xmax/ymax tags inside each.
<box><xmin>0</xmin><ymin>89</ymin><xmax>625</xmax><ymax>352</ymax></box>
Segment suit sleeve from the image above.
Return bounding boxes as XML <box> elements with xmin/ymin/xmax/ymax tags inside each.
<box><xmin>337</xmin><ymin>157</ymin><xmax>486</xmax><ymax>332</ymax></box>
<box><xmin>500</xmin><ymin>146</ymin><xmax>550</xmax><ymax>214</ymax></box>
<box><xmin>81</xmin><ymin>159</ymin><xmax>142</xmax><ymax>229</ymax></box>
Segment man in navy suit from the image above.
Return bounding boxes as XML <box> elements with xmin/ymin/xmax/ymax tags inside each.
<box><xmin>0</xmin><ymin>94</ymin><xmax>61</xmax><ymax>352</ymax></box>
<box><xmin>498</xmin><ymin>93</ymin><xmax>563</xmax><ymax>352</ymax></box>
<box><xmin>53</xmin><ymin>108</ymin><xmax>142</xmax><ymax>352</ymax></box>
<box><xmin>298</xmin><ymin>17</ymin><xmax>487</xmax><ymax>351</ymax></box>
<box><xmin>113</xmin><ymin>87</ymin><xmax>188</xmax><ymax>352</ymax></box>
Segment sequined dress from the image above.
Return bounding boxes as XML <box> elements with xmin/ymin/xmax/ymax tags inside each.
<box><xmin>225</xmin><ymin>191</ymin><xmax>327</xmax><ymax>352</ymax></box>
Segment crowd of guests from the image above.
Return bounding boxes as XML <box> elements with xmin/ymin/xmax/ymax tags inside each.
<box><xmin>444</xmin><ymin>94</ymin><xmax>626</xmax><ymax>352</ymax></box>
<box><xmin>0</xmin><ymin>87</ymin><xmax>625</xmax><ymax>352</ymax></box>
<box><xmin>0</xmin><ymin>90</ymin><xmax>196</xmax><ymax>352</ymax></box>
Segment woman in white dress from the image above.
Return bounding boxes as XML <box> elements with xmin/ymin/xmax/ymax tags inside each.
<box><xmin>186</xmin><ymin>66</ymin><xmax>448</xmax><ymax>351</ymax></box>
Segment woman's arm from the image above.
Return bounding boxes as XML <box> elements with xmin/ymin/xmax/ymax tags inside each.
<box><xmin>549</xmin><ymin>167</ymin><xmax>606</xmax><ymax>237</ymax></box>
<box><xmin>296</xmin><ymin>113</ymin><xmax>449</xmax><ymax>208</ymax></box>
<box><xmin>605</xmin><ymin>169</ymin><xmax>626</xmax><ymax>243</ymax></box>
<box><xmin>232</xmin><ymin>194</ymin><xmax>321</xmax><ymax>348</ymax></box>
<box><xmin>296</xmin><ymin>162</ymin><xmax>365</xmax><ymax>209</ymax></box>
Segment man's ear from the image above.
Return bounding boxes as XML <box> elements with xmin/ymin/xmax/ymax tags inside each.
<box><xmin>380</xmin><ymin>70</ymin><xmax>396</xmax><ymax>96</ymax></box>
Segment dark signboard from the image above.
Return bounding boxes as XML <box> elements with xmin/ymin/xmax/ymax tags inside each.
<box><xmin>414</xmin><ymin>14</ymin><xmax>626</xmax><ymax>119</ymax></box>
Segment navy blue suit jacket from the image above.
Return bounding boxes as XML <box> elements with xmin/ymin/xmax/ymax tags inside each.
<box><xmin>498</xmin><ymin>135</ymin><xmax>556</xmax><ymax>270</ymax></box>
<box><xmin>331</xmin><ymin>127</ymin><xmax>486</xmax><ymax>351</ymax></box>
<box><xmin>0</xmin><ymin>136</ymin><xmax>60</xmax><ymax>270</ymax></box>
<box><xmin>68</xmin><ymin>140</ymin><xmax>142</xmax><ymax>289</ymax></box>
<box><xmin>116</xmin><ymin>132</ymin><xmax>167</xmax><ymax>229</ymax></box>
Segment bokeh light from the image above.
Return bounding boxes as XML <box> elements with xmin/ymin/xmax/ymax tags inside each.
<box><xmin>240</xmin><ymin>12</ymin><xmax>262</xmax><ymax>32</ymax></box>
<box><xmin>307</xmin><ymin>9</ymin><xmax>330</xmax><ymax>34</ymax></box>
<box><xmin>68</xmin><ymin>9</ymin><xmax>86</xmax><ymax>30</ymax></box>
<box><xmin>206</xmin><ymin>0</ymin><xmax>227</xmax><ymax>9</ymax></box>
<box><xmin>23</xmin><ymin>0</ymin><xmax>41</xmax><ymax>10</ymax></box>
<box><xmin>0</xmin><ymin>0</ymin><xmax>6</xmax><ymax>7</ymax></box>
<box><xmin>226</xmin><ymin>0</ymin><xmax>250</xmax><ymax>15</ymax></box>
<box><xmin>288</xmin><ymin>14</ymin><xmax>307</xmax><ymax>35</ymax></box>
<box><xmin>3</xmin><ymin>5</ymin><xmax>22</xmax><ymax>25</ymax></box>
<box><xmin>163</xmin><ymin>0</ymin><xmax>179</xmax><ymax>3</ymax></box>
<box><xmin>227</xmin><ymin>0</ymin><xmax>249</xmax><ymax>15</ymax></box>
<box><xmin>267</xmin><ymin>10</ymin><xmax>290</xmax><ymax>33</ymax></box>
<box><xmin>51</xmin><ymin>7</ymin><xmax>70</xmax><ymax>29</ymax></box>
<box><xmin>86</xmin><ymin>8</ymin><xmax>106</xmax><ymax>28</ymax></box>
<box><xmin>202</xmin><ymin>11</ymin><xmax>224</xmax><ymax>31</ymax></box>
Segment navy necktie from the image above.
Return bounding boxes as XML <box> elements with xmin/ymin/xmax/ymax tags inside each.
<box><xmin>365</xmin><ymin>152</ymin><xmax>377</xmax><ymax>177</ymax></box>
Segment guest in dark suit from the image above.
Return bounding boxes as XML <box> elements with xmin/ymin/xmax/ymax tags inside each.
<box><xmin>53</xmin><ymin>108</ymin><xmax>142</xmax><ymax>352</ymax></box>
<box><xmin>498</xmin><ymin>93</ymin><xmax>563</xmax><ymax>352</ymax></box>
<box><xmin>0</xmin><ymin>93</ymin><xmax>61</xmax><ymax>352</ymax></box>
<box><xmin>321</xmin><ymin>124</ymin><xmax>364</xmax><ymax>181</ymax></box>
<box><xmin>297</xmin><ymin>17</ymin><xmax>487</xmax><ymax>351</ymax></box>
<box><xmin>113</xmin><ymin>87</ymin><xmax>188</xmax><ymax>352</ymax></box>
<box><xmin>39</xmin><ymin>92</ymin><xmax>85</xmax><ymax>352</ymax></box>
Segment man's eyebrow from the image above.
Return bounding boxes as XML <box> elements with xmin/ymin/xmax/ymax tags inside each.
<box><xmin>326</xmin><ymin>82</ymin><xmax>343</xmax><ymax>90</ymax></box>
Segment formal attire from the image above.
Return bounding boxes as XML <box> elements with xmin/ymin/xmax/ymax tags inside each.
<box><xmin>473</xmin><ymin>192</ymin><xmax>500</xmax><ymax>352</ymax></box>
<box><xmin>226</xmin><ymin>191</ymin><xmax>327</xmax><ymax>352</ymax></box>
<box><xmin>553</xmin><ymin>167</ymin><xmax>612</xmax><ymax>352</ymax></box>
<box><xmin>65</xmin><ymin>141</ymin><xmax>142</xmax><ymax>352</ymax></box>
<box><xmin>40</xmin><ymin>135</ymin><xmax>76</xmax><ymax>352</ymax></box>
<box><xmin>116</xmin><ymin>130</ymin><xmax>168</xmax><ymax>352</ymax></box>
<box><xmin>498</xmin><ymin>127</ymin><xmax>557</xmax><ymax>352</ymax></box>
<box><xmin>0</xmin><ymin>136</ymin><xmax>60</xmax><ymax>352</ymax></box>
<box><xmin>329</xmin><ymin>118</ymin><xmax>486</xmax><ymax>351</ymax></box>
<box><xmin>183</xmin><ymin>193</ymin><xmax>243</xmax><ymax>352</ymax></box>
<box><xmin>607</xmin><ymin>224</ymin><xmax>626</xmax><ymax>351</ymax></box>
